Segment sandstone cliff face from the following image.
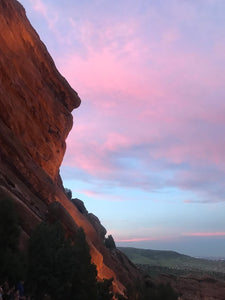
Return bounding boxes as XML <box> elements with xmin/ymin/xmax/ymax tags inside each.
<box><xmin>0</xmin><ymin>0</ymin><xmax>80</xmax><ymax>182</ymax></box>
<box><xmin>0</xmin><ymin>0</ymin><xmax>142</xmax><ymax>297</ymax></box>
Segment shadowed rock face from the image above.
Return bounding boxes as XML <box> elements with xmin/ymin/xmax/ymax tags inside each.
<box><xmin>157</xmin><ymin>274</ymin><xmax>225</xmax><ymax>300</ymax></box>
<box><xmin>0</xmin><ymin>0</ymin><xmax>142</xmax><ymax>297</ymax></box>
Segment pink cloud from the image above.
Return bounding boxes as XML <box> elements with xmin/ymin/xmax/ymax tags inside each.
<box><xmin>18</xmin><ymin>0</ymin><xmax>225</xmax><ymax>257</ymax></box>
<box><xmin>115</xmin><ymin>237</ymin><xmax>156</xmax><ymax>242</ymax></box>
<box><xmin>29</xmin><ymin>0</ymin><xmax>59</xmax><ymax>32</ymax></box>
<box><xmin>79</xmin><ymin>190</ymin><xmax>99</xmax><ymax>198</ymax></box>
<box><xmin>103</xmin><ymin>133</ymin><xmax>131</xmax><ymax>152</ymax></box>
<box><xmin>59</xmin><ymin>49</ymin><xmax>160</xmax><ymax>101</ymax></box>
<box><xmin>31</xmin><ymin>0</ymin><xmax>47</xmax><ymax>17</ymax></box>
<box><xmin>51</xmin><ymin>2</ymin><xmax>225</xmax><ymax>203</ymax></box>
<box><xmin>65</xmin><ymin>144</ymin><xmax>111</xmax><ymax>175</ymax></box>
<box><xmin>77</xmin><ymin>190</ymin><xmax>124</xmax><ymax>202</ymax></box>
<box><xmin>115</xmin><ymin>234</ymin><xmax>177</xmax><ymax>243</ymax></box>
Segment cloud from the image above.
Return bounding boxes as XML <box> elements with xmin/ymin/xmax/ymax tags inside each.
<box><xmin>115</xmin><ymin>237</ymin><xmax>158</xmax><ymax>242</ymax></box>
<box><xmin>115</xmin><ymin>232</ymin><xmax>225</xmax><ymax>243</ymax></box>
<box><xmin>28</xmin><ymin>0</ymin><xmax>59</xmax><ymax>33</ymax></box>
<box><xmin>77</xmin><ymin>189</ymin><xmax>124</xmax><ymax>202</ymax></box>
<box><xmin>168</xmin><ymin>165</ymin><xmax>225</xmax><ymax>203</ymax></box>
<box><xmin>23</xmin><ymin>0</ymin><xmax>225</xmax><ymax>204</ymax></box>
<box><xmin>16</xmin><ymin>0</ymin><xmax>225</xmax><ymax>258</ymax></box>
<box><xmin>31</xmin><ymin>0</ymin><xmax>47</xmax><ymax>16</ymax></box>
<box><xmin>182</xmin><ymin>232</ymin><xmax>225</xmax><ymax>237</ymax></box>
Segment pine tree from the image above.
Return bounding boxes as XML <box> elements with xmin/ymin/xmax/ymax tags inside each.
<box><xmin>0</xmin><ymin>194</ymin><xmax>25</xmax><ymax>284</ymax></box>
<box><xmin>97</xmin><ymin>278</ymin><xmax>114</xmax><ymax>300</ymax></box>
<box><xmin>27</xmin><ymin>223</ymin><xmax>98</xmax><ymax>300</ymax></box>
<box><xmin>0</xmin><ymin>195</ymin><xmax>20</xmax><ymax>251</ymax></box>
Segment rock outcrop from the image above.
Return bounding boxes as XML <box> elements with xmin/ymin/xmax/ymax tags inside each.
<box><xmin>0</xmin><ymin>0</ymin><xmax>142</xmax><ymax>297</ymax></box>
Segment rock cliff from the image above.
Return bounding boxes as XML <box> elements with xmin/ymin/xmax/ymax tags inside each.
<box><xmin>0</xmin><ymin>0</ymin><xmax>142</xmax><ymax>297</ymax></box>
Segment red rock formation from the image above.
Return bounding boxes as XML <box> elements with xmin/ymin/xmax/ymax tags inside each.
<box><xmin>0</xmin><ymin>0</ymin><xmax>142</xmax><ymax>297</ymax></box>
<box><xmin>0</xmin><ymin>0</ymin><xmax>80</xmax><ymax>182</ymax></box>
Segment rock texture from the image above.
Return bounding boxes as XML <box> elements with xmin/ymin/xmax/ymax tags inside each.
<box><xmin>157</xmin><ymin>274</ymin><xmax>225</xmax><ymax>300</ymax></box>
<box><xmin>0</xmin><ymin>0</ymin><xmax>79</xmax><ymax>182</ymax></box>
<box><xmin>0</xmin><ymin>0</ymin><xmax>142</xmax><ymax>297</ymax></box>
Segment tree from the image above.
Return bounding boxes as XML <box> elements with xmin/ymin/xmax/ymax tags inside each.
<box><xmin>141</xmin><ymin>282</ymin><xmax>178</xmax><ymax>300</ymax></box>
<box><xmin>27</xmin><ymin>222</ymin><xmax>98</xmax><ymax>300</ymax></box>
<box><xmin>0</xmin><ymin>195</ymin><xmax>20</xmax><ymax>251</ymax></box>
<box><xmin>0</xmin><ymin>195</ymin><xmax>25</xmax><ymax>284</ymax></box>
<box><xmin>69</xmin><ymin>228</ymin><xmax>98</xmax><ymax>300</ymax></box>
<box><xmin>97</xmin><ymin>278</ymin><xmax>114</xmax><ymax>300</ymax></box>
<box><xmin>115</xmin><ymin>294</ymin><xmax>127</xmax><ymax>300</ymax></box>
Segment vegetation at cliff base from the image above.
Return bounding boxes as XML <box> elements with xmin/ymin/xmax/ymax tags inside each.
<box><xmin>0</xmin><ymin>194</ymin><xmax>178</xmax><ymax>300</ymax></box>
<box><xmin>0</xmin><ymin>194</ymin><xmax>121</xmax><ymax>299</ymax></box>
<box><xmin>0</xmin><ymin>195</ymin><xmax>26</xmax><ymax>284</ymax></box>
<box><xmin>27</xmin><ymin>223</ymin><xmax>97</xmax><ymax>299</ymax></box>
<box><xmin>141</xmin><ymin>282</ymin><xmax>178</xmax><ymax>300</ymax></box>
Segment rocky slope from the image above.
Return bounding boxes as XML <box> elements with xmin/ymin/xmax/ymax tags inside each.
<box><xmin>120</xmin><ymin>247</ymin><xmax>225</xmax><ymax>299</ymax></box>
<box><xmin>157</xmin><ymin>274</ymin><xmax>225</xmax><ymax>300</ymax></box>
<box><xmin>0</xmin><ymin>0</ymin><xmax>142</xmax><ymax>297</ymax></box>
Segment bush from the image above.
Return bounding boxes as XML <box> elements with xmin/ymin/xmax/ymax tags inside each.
<box><xmin>0</xmin><ymin>195</ymin><xmax>20</xmax><ymax>251</ymax></box>
<box><xmin>97</xmin><ymin>278</ymin><xmax>113</xmax><ymax>300</ymax></box>
<box><xmin>142</xmin><ymin>282</ymin><xmax>178</xmax><ymax>300</ymax></box>
<box><xmin>0</xmin><ymin>194</ymin><xmax>129</xmax><ymax>300</ymax></box>
<box><xmin>27</xmin><ymin>222</ymin><xmax>98</xmax><ymax>300</ymax></box>
<box><xmin>0</xmin><ymin>195</ymin><xmax>25</xmax><ymax>284</ymax></box>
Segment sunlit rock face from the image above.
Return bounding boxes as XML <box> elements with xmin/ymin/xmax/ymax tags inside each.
<box><xmin>0</xmin><ymin>0</ymin><xmax>80</xmax><ymax>182</ymax></box>
<box><xmin>0</xmin><ymin>0</ymin><xmax>142</xmax><ymax>297</ymax></box>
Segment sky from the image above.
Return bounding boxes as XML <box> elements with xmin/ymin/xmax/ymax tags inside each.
<box><xmin>19</xmin><ymin>0</ymin><xmax>225</xmax><ymax>257</ymax></box>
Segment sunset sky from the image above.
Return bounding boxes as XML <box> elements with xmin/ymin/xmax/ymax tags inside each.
<box><xmin>20</xmin><ymin>0</ymin><xmax>225</xmax><ymax>257</ymax></box>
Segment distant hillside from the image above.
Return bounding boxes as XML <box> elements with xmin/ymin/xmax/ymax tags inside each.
<box><xmin>118</xmin><ymin>247</ymin><xmax>225</xmax><ymax>279</ymax></box>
